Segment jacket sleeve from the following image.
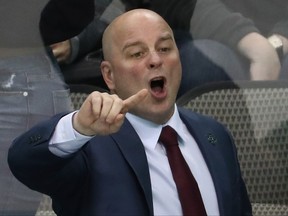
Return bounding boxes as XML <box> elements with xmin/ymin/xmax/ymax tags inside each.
<box><xmin>190</xmin><ymin>0</ymin><xmax>259</xmax><ymax>49</ymax></box>
<box><xmin>271</xmin><ymin>5</ymin><xmax>288</xmax><ymax>38</ymax></box>
<box><xmin>74</xmin><ymin>17</ymin><xmax>108</xmax><ymax>61</ymax></box>
<box><xmin>66</xmin><ymin>0</ymin><xmax>114</xmax><ymax>61</ymax></box>
<box><xmin>7</xmin><ymin>112</ymin><xmax>88</xmax><ymax>197</ymax></box>
<box><xmin>150</xmin><ymin>0</ymin><xmax>196</xmax><ymax>31</ymax></box>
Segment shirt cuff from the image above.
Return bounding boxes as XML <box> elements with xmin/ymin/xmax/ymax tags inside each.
<box><xmin>49</xmin><ymin>111</ymin><xmax>93</xmax><ymax>157</ymax></box>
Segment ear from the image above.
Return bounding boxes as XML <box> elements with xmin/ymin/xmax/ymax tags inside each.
<box><xmin>101</xmin><ymin>61</ymin><xmax>115</xmax><ymax>91</ymax></box>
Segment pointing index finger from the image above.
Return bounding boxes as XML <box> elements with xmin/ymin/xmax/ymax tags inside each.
<box><xmin>122</xmin><ymin>89</ymin><xmax>148</xmax><ymax>113</ymax></box>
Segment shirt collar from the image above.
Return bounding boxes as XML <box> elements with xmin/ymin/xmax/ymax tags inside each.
<box><xmin>126</xmin><ymin>105</ymin><xmax>186</xmax><ymax>149</ymax></box>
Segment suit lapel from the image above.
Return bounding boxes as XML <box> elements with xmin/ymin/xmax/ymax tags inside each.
<box><xmin>179</xmin><ymin>108</ymin><xmax>228</xmax><ymax>215</ymax></box>
<box><xmin>111</xmin><ymin>119</ymin><xmax>154</xmax><ymax>215</ymax></box>
<box><xmin>110</xmin><ymin>110</ymin><xmax>230</xmax><ymax>215</ymax></box>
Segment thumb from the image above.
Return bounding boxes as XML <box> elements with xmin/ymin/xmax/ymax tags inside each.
<box><xmin>122</xmin><ymin>89</ymin><xmax>148</xmax><ymax>113</ymax></box>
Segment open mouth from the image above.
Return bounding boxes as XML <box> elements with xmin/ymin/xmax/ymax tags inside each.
<box><xmin>150</xmin><ymin>77</ymin><xmax>165</xmax><ymax>93</ymax></box>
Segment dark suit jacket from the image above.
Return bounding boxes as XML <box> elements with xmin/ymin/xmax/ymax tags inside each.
<box><xmin>8</xmin><ymin>107</ymin><xmax>252</xmax><ymax>216</ymax></box>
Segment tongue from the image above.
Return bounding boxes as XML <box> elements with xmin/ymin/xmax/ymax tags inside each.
<box><xmin>152</xmin><ymin>86</ymin><xmax>163</xmax><ymax>94</ymax></box>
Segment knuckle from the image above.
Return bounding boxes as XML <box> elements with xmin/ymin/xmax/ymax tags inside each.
<box><xmin>90</xmin><ymin>91</ymin><xmax>101</xmax><ymax>97</ymax></box>
<box><xmin>114</xmin><ymin>97</ymin><xmax>124</xmax><ymax>107</ymax></box>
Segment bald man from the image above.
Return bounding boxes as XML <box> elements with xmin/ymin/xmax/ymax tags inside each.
<box><xmin>8</xmin><ymin>9</ymin><xmax>252</xmax><ymax>216</ymax></box>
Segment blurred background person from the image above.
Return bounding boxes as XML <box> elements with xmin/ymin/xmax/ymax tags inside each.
<box><xmin>220</xmin><ymin>0</ymin><xmax>288</xmax><ymax>79</ymax></box>
<box><xmin>191</xmin><ymin>0</ymin><xmax>288</xmax><ymax>80</ymax></box>
<box><xmin>44</xmin><ymin>0</ymin><xmax>287</xmax><ymax>99</ymax></box>
<box><xmin>41</xmin><ymin>0</ymin><xmax>248</xmax><ymax>98</ymax></box>
<box><xmin>0</xmin><ymin>0</ymin><xmax>80</xmax><ymax>215</ymax></box>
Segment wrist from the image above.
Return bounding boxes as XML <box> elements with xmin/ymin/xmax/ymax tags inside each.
<box><xmin>238</xmin><ymin>32</ymin><xmax>278</xmax><ymax>62</ymax></box>
<box><xmin>72</xmin><ymin>112</ymin><xmax>96</xmax><ymax>137</ymax></box>
<box><xmin>268</xmin><ymin>34</ymin><xmax>284</xmax><ymax>60</ymax></box>
<box><xmin>274</xmin><ymin>34</ymin><xmax>288</xmax><ymax>55</ymax></box>
<box><xmin>66</xmin><ymin>36</ymin><xmax>80</xmax><ymax>63</ymax></box>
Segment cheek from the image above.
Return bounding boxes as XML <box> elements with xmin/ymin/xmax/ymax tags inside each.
<box><xmin>169</xmin><ymin>56</ymin><xmax>182</xmax><ymax>76</ymax></box>
<box><xmin>121</xmin><ymin>63</ymin><xmax>146</xmax><ymax>80</ymax></box>
<box><xmin>113</xmin><ymin>64</ymin><xmax>145</xmax><ymax>91</ymax></box>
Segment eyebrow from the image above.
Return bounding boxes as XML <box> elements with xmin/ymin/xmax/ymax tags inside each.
<box><xmin>122</xmin><ymin>33</ymin><xmax>174</xmax><ymax>52</ymax></box>
<box><xmin>122</xmin><ymin>41</ymin><xmax>144</xmax><ymax>53</ymax></box>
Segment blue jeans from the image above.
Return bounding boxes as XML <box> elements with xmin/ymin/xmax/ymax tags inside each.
<box><xmin>0</xmin><ymin>48</ymin><xmax>73</xmax><ymax>215</ymax></box>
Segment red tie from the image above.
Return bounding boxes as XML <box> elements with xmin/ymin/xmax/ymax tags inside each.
<box><xmin>159</xmin><ymin>126</ymin><xmax>207</xmax><ymax>216</ymax></box>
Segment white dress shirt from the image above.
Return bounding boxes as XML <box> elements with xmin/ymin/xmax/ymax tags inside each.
<box><xmin>49</xmin><ymin>106</ymin><xmax>219</xmax><ymax>215</ymax></box>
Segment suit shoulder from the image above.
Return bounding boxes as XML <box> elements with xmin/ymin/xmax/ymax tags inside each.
<box><xmin>178</xmin><ymin>106</ymin><xmax>222</xmax><ymax>126</ymax></box>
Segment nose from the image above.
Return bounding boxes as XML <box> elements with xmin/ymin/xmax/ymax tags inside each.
<box><xmin>148</xmin><ymin>51</ymin><xmax>163</xmax><ymax>69</ymax></box>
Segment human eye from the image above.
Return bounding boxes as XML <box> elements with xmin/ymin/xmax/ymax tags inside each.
<box><xmin>157</xmin><ymin>40</ymin><xmax>174</xmax><ymax>54</ymax></box>
<box><xmin>157</xmin><ymin>44</ymin><xmax>173</xmax><ymax>54</ymax></box>
<box><xmin>125</xmin><ymin>46</ymin><xmax>147</xmax><ymax>59</ymax></box>
<box><xmin>130</xmin><ymin>51</ymin><xmax>145</xmax><ymax>58</ymax></box>
<box><xmin>159</xmin><ymin>47</ymin><xmax>171</xmax><ymax>53</ymax></box>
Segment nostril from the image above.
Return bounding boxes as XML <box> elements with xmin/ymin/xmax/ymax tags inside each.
<box><xmin>150</xmin><ymin>63</ymin><xmax>156</xmax><ymax>68</ymax></box>
<box><xmin>148</xmin><ymin>52</ymin><xmax>162</xmax><ymax>69</ymax></box>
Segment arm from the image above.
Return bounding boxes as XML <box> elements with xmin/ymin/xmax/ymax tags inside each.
<box><xmin>238</xmin><ymin>32</ymin><xmax>280</xmax><ymax>80</ymax></box>
<box><xmin>190</xmin><ymin>0</ymin><xmax>281</xmax><ymax>80</ymax></box>
<box><xmin>190</xmin><ymin>0</ymin><xmax>258</xmax><ymax>48</ymax></box>
<box><xmin>7</xmin><ymin>112</ymin><xmax>85</xmax><ymax>196</ymax></box>
<box><xmin>270</xmin><ymin>4</ymin><xmax>288</xmax><ymax>57</ymax></box>
<box><xmin>49</xmin><ymin>0</ymin><xmax>114</xmax><ymax>63</ymax></box>
<box><xmin>8</xmin><ymin>90</ymin><xmax>148</xmax><ymax>194</ymax></box>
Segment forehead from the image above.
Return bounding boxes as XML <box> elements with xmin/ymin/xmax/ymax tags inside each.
<box><xmin>112</xmin><ymin>12</ymin><xmax>173</xmax><ymax>47</ymax></box>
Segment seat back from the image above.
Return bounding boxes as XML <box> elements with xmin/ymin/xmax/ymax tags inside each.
<box><xmin>69</xmin><ymin>84</ymin><xmax>108</xmax><ymax>110</ymax></box>
<box><xmin>177</xmin><ymin>81</ymin><xmax>288</xmax><ymax>215</ymax></box>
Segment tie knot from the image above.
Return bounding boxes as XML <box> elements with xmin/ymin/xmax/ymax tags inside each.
<box><xmin>159</xmin><ymin>126</ymin><xmax>178</xmax><ymax>147</ymax></box>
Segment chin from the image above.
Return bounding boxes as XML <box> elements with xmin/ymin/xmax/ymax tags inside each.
<box><xmin>142</xmin><ymin>104</ymin><xmax>174</xmax><ymax>124</ymax></box>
